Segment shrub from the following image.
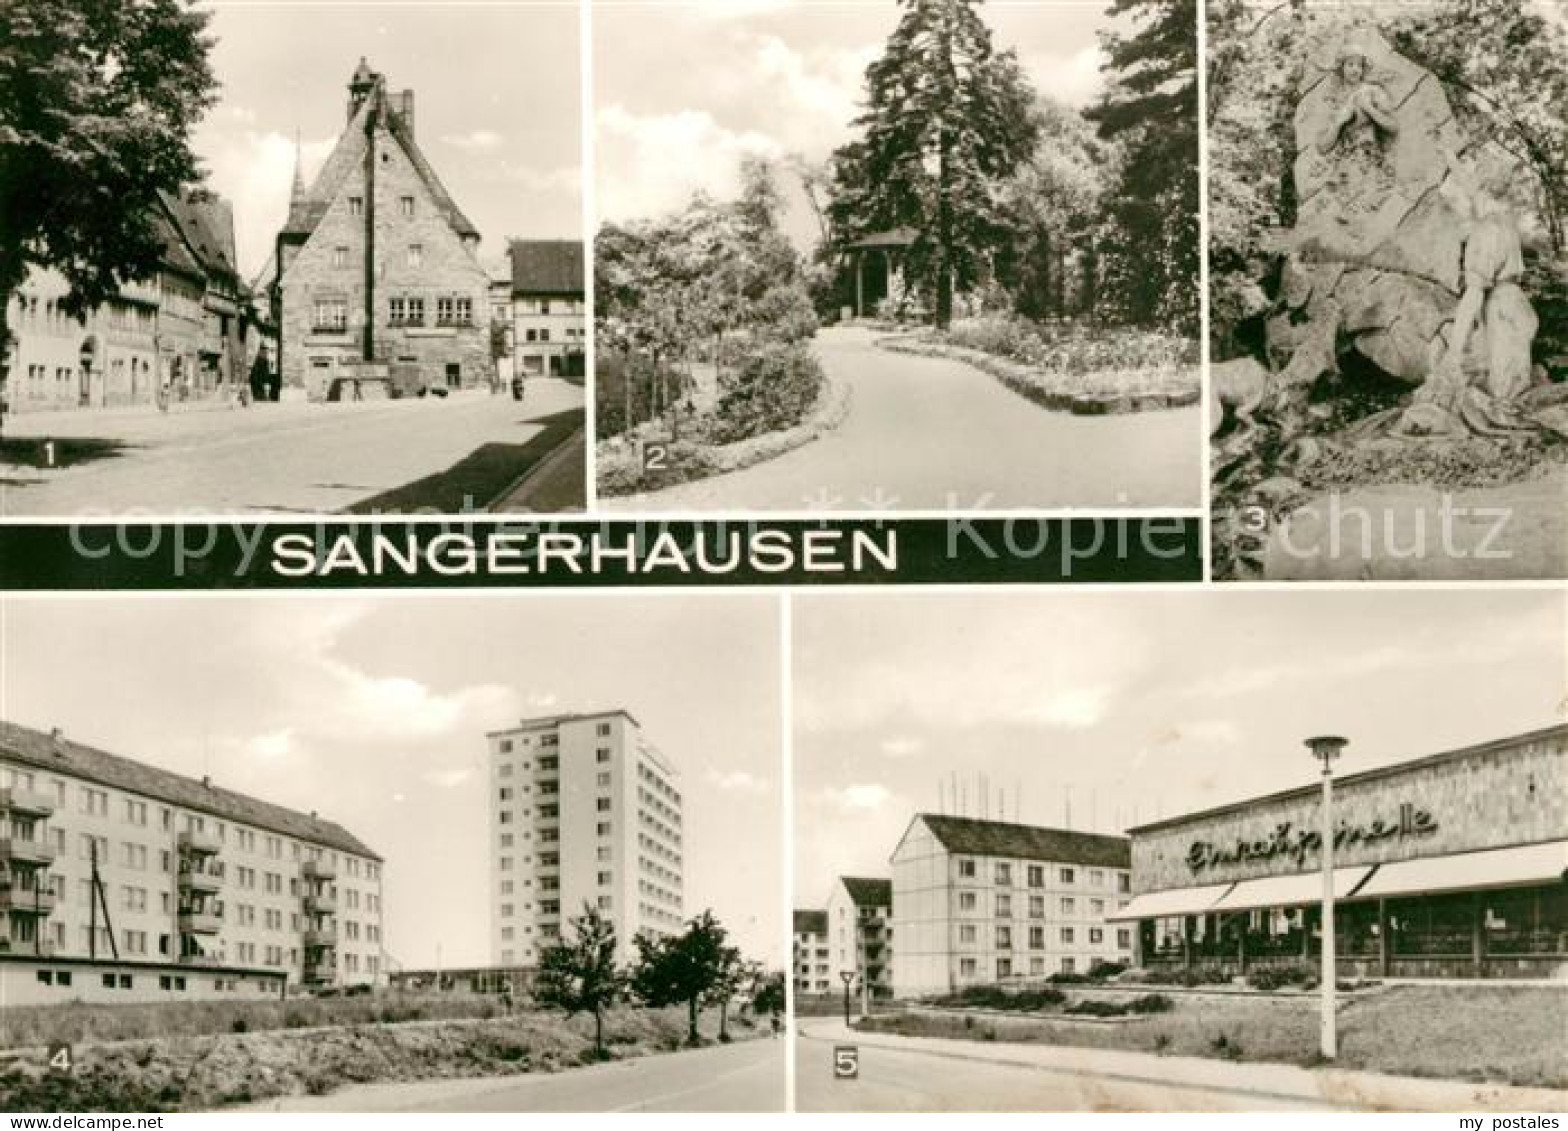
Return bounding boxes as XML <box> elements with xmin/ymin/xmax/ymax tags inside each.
<box><xmin>1065</xmin><ymin>999</ymin><xmax>1127</xmax><ymax>1017</ymax></box>
<box><xmin>1246</xmin><ymin>964</ymin><xmax>1316</xmax><ymax>992</ymax></box>
<box><xmin>1047</xmin><ymin>971</ymin><xmax>1090</xmax><ymax>985</ymax></box>
<box><xmin>1088</xmin><ymin>960</ymin><xmax>1128</xmax><ymax>980</ymax></box>
<box><xmin>930</xmin><ymin>984</ymin><xmax>1065</xmax><ymax>1012</ymax></box>
<box><xmin>711</xmin><ymin>343</ymin><xmax>825</xmax><ymax>443</ymax></box>
<box><xmin>1128</xmin><ymin>993</ymin><xmax>1175</xmax><ymax>1015</ymax></box>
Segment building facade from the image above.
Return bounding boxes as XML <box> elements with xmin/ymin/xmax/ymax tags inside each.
<box><xmin>825</xmin><ymin>876</ymin><xmax>892</xmax><ymax>1000</ymax></box>
<box><xmin>3</xmin><ymin>191</ymin><xmax>250</xmax><ymax>413</ymax></box>
<box><xmin>792</xmin><ymin>909</ymin><xmax>830</xmax><ymax>998</ymax></box>
<box><xmin>488</xmin><ymin>710</ymin><xmax>683</xmax><ymax>969</ymax></box>
<box><xmin>0</xmin><ymin>721</ymin><xmax>384</xmax><ymax>1007</ymax></box>
<box><xmin>890</xmin><ymin>815</ymin><xmax>1133</xmax><ymax>998</ymax></box>
<box><xmin>507</xmin><ymin>240</ymin><xmax>585</xmax><ymax>379</ymax></box>
<box><xmin>1113</xmin><ymin>726</ymin><xmax>1568</xmax><ymax>980</ymax></box>
<box><xmin>273</xmin><ymin>59</ymin><xmax>492</xmax><ymax>400</ymax></box>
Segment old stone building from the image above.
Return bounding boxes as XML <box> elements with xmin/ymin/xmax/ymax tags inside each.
<box><xmin>4</xmin><ymin>190</ymin><xmax>249</xmax><ymax>413</ymax></box>
<box><xmin>272</xmin><ymin>59</ymin><xmax>493</xmax><ymax>400</ymax></box>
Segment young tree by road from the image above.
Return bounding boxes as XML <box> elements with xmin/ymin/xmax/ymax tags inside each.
<box><xmin>630</xmin><ymin>909</ymin><xmax>731</xmax><ymax>1046</ymax></box>
<box><xmin>533</xmin><ymin>905</ymin><xmax>626</xmax><ymax>1059</ymax></box>
<box><xmin>0</xmin><ymin>0</ymin><xmax>218</xmax><ymax>380</ymax></box>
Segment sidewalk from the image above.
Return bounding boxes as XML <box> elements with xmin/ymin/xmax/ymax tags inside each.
<box><xmin>798</xmin><ymin>1018</ymin><xmax>1568</xmax><ymax>1112</ymax></box>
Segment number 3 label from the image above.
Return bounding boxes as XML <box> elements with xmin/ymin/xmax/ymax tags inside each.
<box><xmin>833</xmin><ymin>1045</ymin><xmax>859</xmax><ymax>1079</ymax></box>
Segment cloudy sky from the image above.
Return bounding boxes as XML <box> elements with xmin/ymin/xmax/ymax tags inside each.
<box><xmin>193</xmin><ymin>2</ymin><xmax>583</xmax><ymax>281</ymax></box>
<box><xmin>792</xmin><ymin>588</ymin><xmax>1566</xmax><ymax>906</ymax></box>
<box><xmin>0</xmin><ymin>595</ymin><xmax>782</xmax><ymax>968</ymax></box>
<box><xmin>594</xmin><ymin>0</ymin><xmax>1124</xmax><ymax>242</ymax></box>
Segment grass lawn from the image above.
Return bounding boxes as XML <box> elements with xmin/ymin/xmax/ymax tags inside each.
<box><xmin>0</xmin><ymin>998</ymin><xmax>767</xmax><ymax>1112</ymax></box>
<box><xmin>346</xmin><ymin>409</ymin><xmax>583</xmax><ymax>513</ymax></box>
<box><xmin>0</xmin><ymin>990</ymin><xmax>504</xmax><ymax>1048</ymax></box>
<box><xmin>859</xmin><ymin>984</ymin><xmax>1566</xmax><ymax>1090</ymax></box>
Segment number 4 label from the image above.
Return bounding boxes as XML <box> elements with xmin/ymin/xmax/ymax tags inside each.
<box><xmin>833</xmin><ymin>1045</ymin><xmax>858</xmax><ymax>1080</ymax></box>
<box><xmin>47</xmin><ymin>1043</ymin><xmax>73</xmax><ymax>1074</ymax></box>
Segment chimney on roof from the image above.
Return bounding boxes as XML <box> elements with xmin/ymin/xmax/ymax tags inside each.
<box><xmin>202</xmin><ymin>775</ymin><xmax>212</xmax><ymax>789</ymax></box>
<box><xmin>49</xmin><ymin>726</ymin><xmax>62</xmax><ymax>744</ymax></box>
<box><xmin>397</xmin><ymin>89</ymin><xmax>415</xmax><ymax>136</ymax></box>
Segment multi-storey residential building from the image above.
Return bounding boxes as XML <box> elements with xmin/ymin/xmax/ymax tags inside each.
<box><xmin>507</xmin><ymin>240</ymin><xmax>585</xmax><ymax>380</ymax></box>
<box><xmin>273</xmin><ymin>58</ymin><xmax>492</xmax><ymax>399</ymax></box>
<box><xmin>3</xmin><ymin>190</ymin><xmax>252</xmax><ymax>413</ymax></box>
<box><xmin>488</xmin><ymin>710</ymin><xmax>683</xmax><ymax>969</ymax></box>
<box><xmin>890</xmin><ymin>814</ymin><xmax>1133</xmax><ymax>997</ymax></box>
<box><xmin>825</xmin><ymin>876</ymin><xmax>892</xmax><ymax>1000</ymax></box>
<box><xmin>792</xmin><ymin>909</ymin><xmax>830</xmax><ymax>997</ymax></box>
<box><xmin>0</xmin><ymin>721</ymin><xmax>383</xmax><ymax>1006</ymax></box>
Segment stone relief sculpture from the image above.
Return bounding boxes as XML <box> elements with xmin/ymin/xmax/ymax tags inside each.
<box><xmin>1217</xmin><ymin>27</ymin><xmax>1565</xmax><ymax>470</ymax></box>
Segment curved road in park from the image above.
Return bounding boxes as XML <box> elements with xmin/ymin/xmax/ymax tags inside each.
<box><xmin>603</xmin><ymin>326</ymin><xmax>1201</xmax><ymax>511</ymax></box>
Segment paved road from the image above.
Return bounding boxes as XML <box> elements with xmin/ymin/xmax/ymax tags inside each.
<box><xmin>604</xmin><ymin>326</ymin><xmax>1201</xmax><ymax>511</ymax></box>
<box><xmin>242</xmin><ymin>1035</ymin><xmax>785</xmax><ymax>1113</ymax></box>
<box><xmin>0</xmin><ymin>380</ymin><xmax>583</xmax><ymax>517</ymax></box>
<box><xmin>795</xmin><ymin>1030</ymin><xmax>1333</xmax><ymax>1113</ymax></box>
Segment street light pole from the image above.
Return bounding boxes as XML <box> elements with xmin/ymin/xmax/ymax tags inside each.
<box><xmin>839</xmin><ymin>970</ymin><xmax>856</xmax><ymax>1026</ymax></box>
<box><xmin>1306</xmin><ymin>735</ymin><xmax>1347</xmax><ymax>1061</ymax></box>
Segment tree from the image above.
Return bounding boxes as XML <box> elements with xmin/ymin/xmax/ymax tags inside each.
<box><xmin>1086</xmin><ymin>0</ymin><xmax>1200</xmax><ymax>334</ymax></box>
<box><xmin>533</xmin><ymin>905</ymin><xmax>626</xmax><ymax>1059</ymax></box>
<box><xmin>996</xmin><ymin>97</ymin><xmax>1113</xmax><ymax>321</ymax></box>
<box><xmin>630</xmin><ymin>909</ymin><xmax>730</xmax><ymax>1046</ymax></box>
<box><xmin>0</xmin><ymin>0</ymin><xmax>219</xmax><ymax>379</ymax></box>
<box><xmin>702</xmin><ymin>943</ymin><xmax>747</xmax><ymax>1042</ymax></box>
<box><xmin>750</xmin><ymin>968</ymin><xmax>786</xmax><ymax>1024</ymax></box>
<box><xmin>827</xmin><ymin>0</ymin><xmax>1040</xmax><ymax>327</ymax></box>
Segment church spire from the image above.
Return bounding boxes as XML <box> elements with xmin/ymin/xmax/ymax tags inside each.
<box><xmin>289</xmin><ymin>129</ymin><xmax>306</xmax><ymax>208</ymax></box>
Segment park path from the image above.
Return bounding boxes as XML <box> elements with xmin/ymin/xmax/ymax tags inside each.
<box><xmin>601</xmin><ymin>325</ymin><xmax>1201</xmax><ymax>511</ymax></box>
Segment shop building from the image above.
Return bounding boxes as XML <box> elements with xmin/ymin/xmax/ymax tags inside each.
<box><xmin>1112</xmin><ymin>725</ymin><xmax>1568</xmax><ymax>980</ymax></box>
<box><xmin>0</xmin><ymin>720</ymin><xmax>384</xmax><ymax>1007</ymax></box>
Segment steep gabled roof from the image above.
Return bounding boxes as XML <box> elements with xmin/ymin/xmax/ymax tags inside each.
<box><xmin>509</xmin><ymin>239</ymin><xmax>584</xmax><ymax>296</ymax></box>
<box><xmin>794</xmin><ymin>909</ymin><xmax>828</xmax><ymax>935</ymax></box>
<box><xmin>159</xmin><ymin>191</ymin><xmax>239</xmax><ymax>287</ymax></box>
<box><xmin>839</xmin><ymin>876</ymin><xmax>891</xmax><ymax>908</ymax></box>
<box><xmin>917</xmin><ymin>814</ymin><xmax>1129</xmax><ymax>869</ymax></box>
<box><xmin>0</xmin><ymin>720</ymin><xmax>381</xmax><ymax>861</ymax></box>
<box><xmin>282</xmin><ymin>72</ymin><xmax>478</xmax><ymax>245</ymax></box>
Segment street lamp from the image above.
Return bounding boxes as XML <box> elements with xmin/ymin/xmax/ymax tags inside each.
<box><xmin>839</xmin><ymin>969</ymin><xmax>857</xmax><ymax>1026</ymax></box>
<box><xmin>1306</xmin><ymin>734</ymin><xmax>1347</xmax><ymax>1060</ymax></box>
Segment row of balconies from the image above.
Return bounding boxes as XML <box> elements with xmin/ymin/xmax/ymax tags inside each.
<box><xmin>0</xmin><ymin>884</ymin><xmax>57</xmax><ymax>915</ymax></box>
<box><xmin>0</xmin><ymin>837</ymin><xmax>55</xmax><ymax>868</ymax></box>
<box><xmin>0</xmin><ymin>786</ymin><xmax>55</xmax><ymax>819</ymax></box>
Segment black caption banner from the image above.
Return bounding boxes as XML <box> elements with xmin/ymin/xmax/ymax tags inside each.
<box><xmin>0</xmin><ymin>517</ymin><xmax>1202</xmax><ymax>589</ymax></box>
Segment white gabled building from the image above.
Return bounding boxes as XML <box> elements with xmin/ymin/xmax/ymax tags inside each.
<box><xmin>890</xmin><ymin>814</ymin><xmax>1133</xmax><ymax>998</ymax></box>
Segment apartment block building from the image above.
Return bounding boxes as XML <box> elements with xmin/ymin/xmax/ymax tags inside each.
<box><xmin>825</xmin><ymin>876</ymin><xmax>892</xmax><ymax>1000</ymax></box>
<box><xmin>0</xmin><ymin>721</ymin><xmax>384</xmax><ymax>1007</ymax></box>
<box><xmin>488</xmin><ymin>710</ymin><xmax>683</xmax><ymax>969</ymax></box>
<box><xmin>792</xmin><ymin>909</ymin><xmax>830</xmax><ymax>997</ymax></box>
<box><xmin>889</xmin><ymin>815</ymin><xmax>1133</xmax><ymax>997</ymax></box>
<box><xmin>507</xmin><ymin>240</ymin><xmax>585</xmax><ymax>379</ymax></box>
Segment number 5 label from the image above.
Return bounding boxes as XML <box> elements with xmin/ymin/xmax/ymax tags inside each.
<box><xmin>833</xmin><ymin>1045</ymin><xmax>859</xmax><ymax>1079</ymax></box>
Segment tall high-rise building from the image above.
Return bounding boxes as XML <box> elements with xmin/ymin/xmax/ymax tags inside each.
<box><xmin>488</xmin><ymin>711</ymin><xmax>684</xmax><ymax>968</ymax></box>
<box><xmin>0</xmin><ymin>721</ymin><xmax>383</xmax><ymax>1006</ymax></box>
